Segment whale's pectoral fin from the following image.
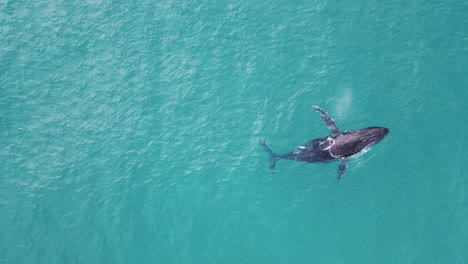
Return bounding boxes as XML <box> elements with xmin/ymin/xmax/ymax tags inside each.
<box><xmin>312</xmin><ymin>106</ymin><xmax>340</xmax><ymax>136</ymax></box>
<box><xmin>337</xmin><ymin>158</ymin><xmax>348</xmax><ymax>182</ymax></box>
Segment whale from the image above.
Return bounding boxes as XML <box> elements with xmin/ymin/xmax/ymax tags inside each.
<box><xmin>260</xmin><ymin>106</ymin><xmax>389</xmax><ymax>181</ymax></box>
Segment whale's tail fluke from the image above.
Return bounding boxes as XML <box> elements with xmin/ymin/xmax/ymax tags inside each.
<box><xmin>259</xmin><ymin>139</ymin><xmax>280</xmax><ymax>169</ymax></box>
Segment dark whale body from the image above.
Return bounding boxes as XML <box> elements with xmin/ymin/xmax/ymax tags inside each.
<box><xmin>260</xmin><ymin>106</ymin><xmax>389</xmax><ymax>181</ymax></box>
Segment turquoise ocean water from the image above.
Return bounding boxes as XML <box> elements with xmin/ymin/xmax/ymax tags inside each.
<box><xmin>1</xmin><ymin>1</ymin><xmax>468</xmax><ymax>263</ymax></box>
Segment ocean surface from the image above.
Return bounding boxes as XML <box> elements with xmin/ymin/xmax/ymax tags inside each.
<box><xmin>1</xmin><ymin>1</ymin><xmax>468</xmax><ymax>263</ymax></box>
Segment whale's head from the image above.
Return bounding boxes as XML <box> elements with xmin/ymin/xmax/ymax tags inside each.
<box><xmin>330</xmin><ymin>127</ymin><xmax>389</xmax><ymax>157</ymax></box>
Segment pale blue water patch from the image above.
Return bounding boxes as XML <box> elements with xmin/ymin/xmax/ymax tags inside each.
<box><xmin>1</xmin><ymin>1</ymin><xmax>468</xmax><ymax>263</ymax></box>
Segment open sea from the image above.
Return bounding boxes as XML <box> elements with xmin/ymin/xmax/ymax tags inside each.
<box><xmin>1</xmin><ymin>1</ymin><xmax>468</xmax><ymax>263</ymax></box>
